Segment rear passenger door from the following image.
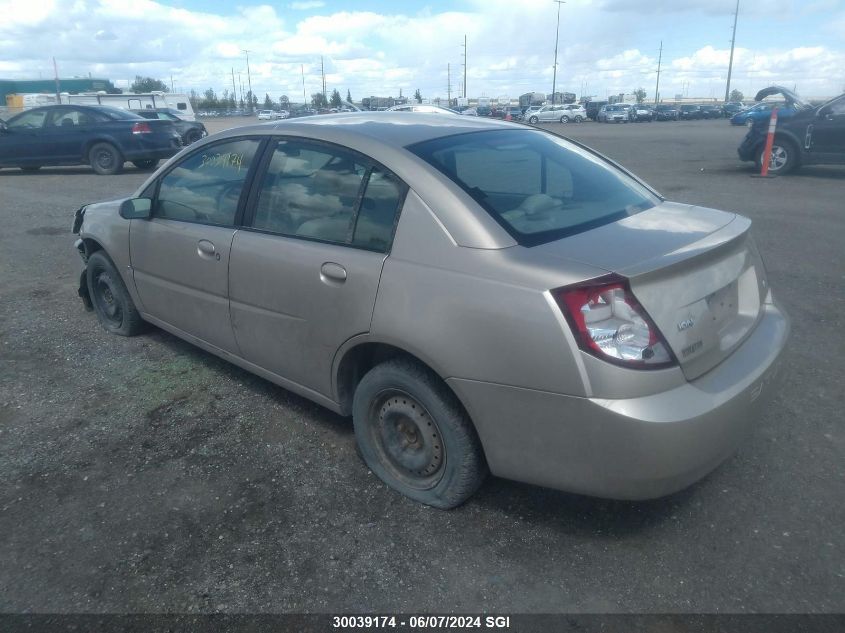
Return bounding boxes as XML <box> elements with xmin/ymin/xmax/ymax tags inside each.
<box><xmin>130</xmin><ymin>137</ymin><xmax>263</xmax><ymax>353</ymax></box>
<box><xmin>229</xmin><ymin>138</ymin><xmax>407</xmax><ymax>397</ymax></box>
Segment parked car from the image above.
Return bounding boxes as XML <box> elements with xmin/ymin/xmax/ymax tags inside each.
<box><xmin>460</xmin><ymin>107</ymin><xmax>479</xmax><ymax>116</ymax></box>
<box><xmin>738</xmin><ymin>86</ymin><xmax>840</xmax><ymax>174</ymax></box>
<box><xmin>698</xmin><ymin>105</ymin><xmax>723</xmax><ymax>120</ymax></box>
<box><xmin>722</xmin><ymin>102</ymin><xmax>745</xmax><ymax>118</ymax></box>
<box><xmin>584</xmin><ymin>101</ymin><xmax>608</xmax><ymax>121</ymax></box>
<box><xmin>70</xmin><ymin>113</ymin><xmax>789</xmax><ymax>508</ymax></box>
<box><xmin>597</xmin><ymin>104</ymin><xmax>631</xmax><ymax>123</ymax></box>
<box><xmin>730</xmin><ymin>101</ymin><xmax>797</xmax><ymax>127</ymax></box>
<box><xmin>131</xmin><ymin>108</ymin><xmax>207</xmax><ymax>145</ymax></box>
<box><xmin>653</xmin><ymin>105</ymin><xmax>679</xmax><ymax>121</ymax></box>
<box><xmin>257</xmin><ymin>110</ymin><xmax>275</xmax><ymax>120</ymax></box>
<box><xmin>0</xmin><ymin>104</ymin><xmax>181</xmax><ymax>174</ymax></box>
<box><xmin>525</xmin><ymin>104</ymin><xmax>586</xmax><ymax>124</ymax></box>
<box><xmin>633</xmin><ymin>105</ymin><xmax>654</xmax><ymax>122</ymax></box>
<box><xmin>502</xmin><ymin>106</ymin><xmax>524</xmax><ymax>121</ymax></box>
<box><xmin>678</xmin><ymin>104</ymin><xmax>703</xmax><ymax>120</ymax></box>
<box><xmin>521</xmin><ymin>105</ymin><xmax>542</xmax><ymax>119</ymax></box>
<box><xmin>386</xmin><ymin>104</ymin><xmax>460</xmax><ymax>115</ymax></box>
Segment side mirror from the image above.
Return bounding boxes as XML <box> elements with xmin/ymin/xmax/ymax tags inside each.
<box><xmin>119</xmin><ymin>197</ymin><xmax>152</xmax><ymax>220</ymax></box>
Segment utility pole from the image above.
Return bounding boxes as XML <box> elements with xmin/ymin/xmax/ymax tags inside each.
<box><xmin>238</xmin><ymin>73</ymin><xmax>244</xmax><ymax>106</ymax></box>
<box><xmin>301</xmin><ymin>64</ymin><xmax>307</xmax><ymax>106</ymax></box>
<box><xmin>654</xmin><ymin>40</ymin><xmax>663</xmax><ymax>105</ymax></box>
<box><xmin>462</xmin><ymin>35</ymin><xmax>467</xmax><ymax>98</ymax></box>
<box><xmin>170</xmin><ymin>74</ymin><xmax>174</xmax><ymax>92</ymax></box>
<box><xmin>52</xmin><ymin>57</ymin><xmax>61</xmax><ymax>102</ymax></box>
<box><xmin>231</xmin><ymin>68</ymin><xmax>237</xmax><ymax>106</ymax></box>
<box><xmin>551</xmin><ymin>1</ymin><xmax>565</xmax><ymax>105</ymax></box>
<box><xmin>725</xmin><ymin>0</ymin><xmax>740</xmax><ymax>102</ymax></box>
<box><xmin>243</xmin><ymin>49</ymin><xmax>253</xmax><ymax>112</ymax></box>
<box><xmin>447</xmin><ymin>63</ymin><xmax>452</xmax><ymax>105</ymax></box>
<box><xmin>321</xmin><ymin>56</ymin><xmax>326</xmax><ymax>102</ymax></box>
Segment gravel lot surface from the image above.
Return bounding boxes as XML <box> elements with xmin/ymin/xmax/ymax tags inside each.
<box><xmin>1</xmin><ymin>117</ymin><xmax>843</xmax><ymax>614</ymax></box>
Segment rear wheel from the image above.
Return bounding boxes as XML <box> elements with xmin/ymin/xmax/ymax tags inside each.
<box><xmin>86</xmin><ymin>251</ymin><xmax>145</xmax><ymax>336</ymax></box>
<box><xmin>132</xmin><ymin>159</ymin><xmax>159</xmax><ymax>170</ymax></box>
<box><xmin>352</xmin><ymin>358</ymin><xmax>487</xmax><ymax>509</ymax></box>
<box><xmin>88</xmin><ymin>142</ymin><xmax>123</xmax><ymax>175</ymax></box>
<box><xmin>756</xmin><ymin>139</ymin><xmax>799</xmax><ymax>174</ymax></box>
<box><xmin>574</xmin><ymin>115</ymin><xmax>583</xmax><ymax>123</ymax></box>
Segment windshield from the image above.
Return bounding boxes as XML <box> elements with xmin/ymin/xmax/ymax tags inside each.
<box><xmin>408</xmin><ymin>129</ymin><xmax>659</xmax><ymax>246</ymax></box>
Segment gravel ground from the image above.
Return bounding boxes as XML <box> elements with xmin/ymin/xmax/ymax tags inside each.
<box><xmin>0</xmin><ymin>117</ymin><xmax>843</xmax><ymax>614</ymax></box>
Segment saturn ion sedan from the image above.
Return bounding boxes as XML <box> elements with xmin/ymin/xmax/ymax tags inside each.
<box><xmin>72</xmin><ymin>113</ymin><xmax>788</xmax><ymax>509</ymax></box>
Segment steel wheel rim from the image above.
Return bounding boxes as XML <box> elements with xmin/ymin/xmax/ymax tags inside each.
<box><xmin>95</xmin><ymin>149</ymin><xmax>114</xmax><ymax>170</ymax></box>
<box><xmin>368</xmin><ymin>389</ymin><xmax>445</xmax><ymax>490</ymax></box>
<box><xmin>94</xmin><ymin>272</ymin><xmax>122</xmax><ymax>325</ymax></box>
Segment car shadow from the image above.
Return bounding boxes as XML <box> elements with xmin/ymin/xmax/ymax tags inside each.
<box><xmin>144</xmin><ymin>325</ymin><xmax>352</xmax><ymax>433</ymax></box>
<box><xmin>469</xmin><ymin>472</ymin><xmax>702</xmax><ymax>536</ymax></box>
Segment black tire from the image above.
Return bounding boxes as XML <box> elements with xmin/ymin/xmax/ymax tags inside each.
<box><xmin>755</xmin><ymin>138</ymin><xmax>799</xmax><ymax>175</ymax></box>
<box><xmin>528</xmin><ymin>116</ymin><xmax>539</xmax><ymax>124</ymax></box>
<box><xmin>132</xmin><ymin>159</ymin><xmax>159</xmax><ymax>170</ymax></box>
<box><xmin>185</xmin><ymin>129</ymin><xmax>202</xmax><ymax>144</ymax></box>
<box><xmin>574</xmin><ymin>115</ymin><xmax>583</xmax><ymax>123</ymax></box>
<box><xmin>352</xmin><ymin>358</ymin><xmax>487</xmax><ymax>509</ymax></box>
<box><xmin>88</xmin><ymin>142</ymin><xmax>123</xmax><ymax>175</ymax></box>
<box><xmin>560</xmin><ymin>115</ymin><xmax>570</xmax><ymax>123</ymax></box>
<box><xmin>86</xmin><ymin>251</ymin><xmax>145</xmax><ymax>336</ymax></box>
<box><xmin>20</xmin><ymin>166</ymin><xmax>41</xmax><ymax>172</ymax></box>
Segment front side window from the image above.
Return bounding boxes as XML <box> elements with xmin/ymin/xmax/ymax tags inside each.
<box><xmin>9</xmin><ymin>110</ymin><xmax>48</xmax><ymax>129</ymax></box>
<box><xmin>409</xmin><ymin>129</ymin><xmax>658</xmax><ymax>246</ymax></box>
<box><xmin>156</xmin><ymin>138</ymin><xmax>261</xmax><ymax>226</ymax></box>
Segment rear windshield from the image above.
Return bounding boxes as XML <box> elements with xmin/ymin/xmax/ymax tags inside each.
<box><xmin>408</xmin><ymin>129</ymin><xmax>659</xmax><ymax>246</ymax></box>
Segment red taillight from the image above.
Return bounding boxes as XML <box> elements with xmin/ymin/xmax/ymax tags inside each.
<box><xmin>553</xmin><ymin>277</ymin><xmax>676</xmax><ymax>369</ymax></box>
<box><xmin>131</xmin><ymin>122</ymin><xmax>152</xmax><ymax>134</ymax></box>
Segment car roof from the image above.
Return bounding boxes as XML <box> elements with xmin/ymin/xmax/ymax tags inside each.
<box><xmin>224</xmin><ymin>112</ymin><xmax>518</xmax><ymax>147</ymax></box>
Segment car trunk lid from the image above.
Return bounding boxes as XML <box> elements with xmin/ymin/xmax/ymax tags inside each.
<box><xmin>535</xmin><ymin>202</ymin><xmax>768</xmax><ymax>380</ymax></box>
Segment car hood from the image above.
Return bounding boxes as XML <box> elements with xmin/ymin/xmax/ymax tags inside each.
<box><xmin>754</xmin><ymin>86</ymin><xmax>810</xmax><ymax>110</ymax></box>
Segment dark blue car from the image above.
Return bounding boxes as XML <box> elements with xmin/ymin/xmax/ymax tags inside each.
<box><xmin>730</xmin><ymin>102</ymin><xmax>795</xmax><ymax>127</ymax></box>
<box><xmin>0</xmin><ymin>105</ymin><xmax>182</xmax><ymax>174</ymax></box>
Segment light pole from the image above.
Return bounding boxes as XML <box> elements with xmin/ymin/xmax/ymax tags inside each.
<box><xmin>243</xmin><ymin>49</ymin><xmax>253</xmax><ymax>112</ymax></box>
<box><xmin>551</xmin><ymin>1</ymin><xmax>565</xmax><ymax>105</ymax></box>
<box><xmin>724</xmin><ymin>0</ymin><xmax>740</xmax><ymax>102</ymax></box>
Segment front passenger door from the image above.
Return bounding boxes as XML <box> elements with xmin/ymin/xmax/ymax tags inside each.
<box><xmin>810</xmin><ymin>96</ymin><xmax>845</xmax><ymax>158</ymax></box>
<box><xmin>129</xmin><ymin>138</ymin><xmax>263</xmax><ymax>353</ymax></box>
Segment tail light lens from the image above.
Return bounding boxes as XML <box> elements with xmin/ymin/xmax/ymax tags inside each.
<box><xmin>553</xmin><ymin>277</ymin><xmax>676</xmax><ymax>369</ymax></box>
<box><xmin>131</xmin><ymin>122</ymin><xmax>152</xmax><ymax>134</ymax></box>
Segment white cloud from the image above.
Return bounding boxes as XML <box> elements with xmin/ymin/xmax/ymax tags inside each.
<box><xmin>0</xmin><ymin>0</ymin><xmax>840</xmax><ymax>102</ymax></box>
<box><xmin>289</xmin><ymin>0</ymin><xmax>324</xmax><ymax>9</ymax></box>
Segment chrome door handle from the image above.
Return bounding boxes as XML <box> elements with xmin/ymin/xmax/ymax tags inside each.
<box><xmin>320</xmin><ymin>262</ymin><xmax>347</xmax><ymax>284</ymax></box>
<box><xmin>197</xmin><ymin>239</ymin><xmax>220</xmax><ymax>260</ymax></box>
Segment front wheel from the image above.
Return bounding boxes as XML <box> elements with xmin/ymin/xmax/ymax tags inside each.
<box><xmin>352</xmin><ymin>358</ymin><xmax>487</xmax><ymax>509</ymax></box>
<box><xmin>528</xmin><ymin>116</ymin><xmax>539</xmax><ymax>124</ymax></box>
<box><xmin>88</xmin><ymin>142</ymin><xmax>123</xmax><ymax>175</ymax></box>
<box><xmin>756</xmin><ymin>139</ymin><xmax>799</xmax><ymax>175</ymax></box>
<box><xmin>560</xmin><ymin>115</ymin><xmax>570</xmax><ymax>123</ymax></box>
<box><xmin>86</xmin><ymin>251</ymin><xmax>146</xmax><ymax>336</ymax></box>
<box><xmin>185</xmin><ymin>129</ymin><xmax>202</xmax><ymax>144</ymax></box>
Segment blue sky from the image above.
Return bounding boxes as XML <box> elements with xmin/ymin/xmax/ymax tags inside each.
<box><xmin>1</xmin><ymin>0</ymin><xmax>843</xmax><ymax>102</ymax></box>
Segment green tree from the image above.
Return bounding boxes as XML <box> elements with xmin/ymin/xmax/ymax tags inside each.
<box><xmin>346</xmin><ymin>89</ymin><xmax>352</xmax><ymax>103</ymax></box>
<box><xmin>633</xmin><ymin>87</ymin><xmax>647</xmax><ymax>103</ymax></box>
<box><xmin>131</xmin><ymin>76</ymin><xmax>169</xmax><ymax>93</ymax></box>
<box><xmin>202</xmin><ymin>88</ymin><xmax>218</xmax><ymax>109</ymax></box>
<box><xmin>279</xmin><ymin>95</ymin><xmax>290</xmax><ymax>110</ymax></box>
<box><xmin>311</xmin><ymin>92</ymin><xmax>328</xmax><ymax>108</ymax></box>
<box><xmin>729</xmin><ymin>89</ymin><xmax>744</xmax><ymax>102</ymax></box>
<box><xmin>414</xmin><ymin>88</ymin><xmax>422</xmax><ymax>103</ymax></box>
<box><xmin>264</xmin><ymin>93</ymin><xmax>274</xmax><ymax>109</ymax></box>
<box><xmin>330</xmin><ymin>89</ymin><xmax>342</xmax><ymax>108</ymax></box>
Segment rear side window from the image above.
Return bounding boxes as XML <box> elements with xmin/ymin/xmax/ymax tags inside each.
<box><xmin>409</xmin><ymin>129</ymin><xmax>658</xmax><ymax>246</ymax></box>
<box><xmin>156</xmin><ymin>139</ymin><xmax>261</xmax><ymax>226</ymax></box>
<box><xmin>251</xmin><ymin>140</ymin><xmax>405</xmax><ymax>252</ymax></box>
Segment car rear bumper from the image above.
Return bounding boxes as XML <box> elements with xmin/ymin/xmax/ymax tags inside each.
<box><xmin>448</xmin><ymin>300</ymin><xmax>789</xmax><ymax>500</ymax></box>
<box><xmin>122</xmin><ymin>136</ymin><xmax>182</xmax><ymax>160</ymax></box>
